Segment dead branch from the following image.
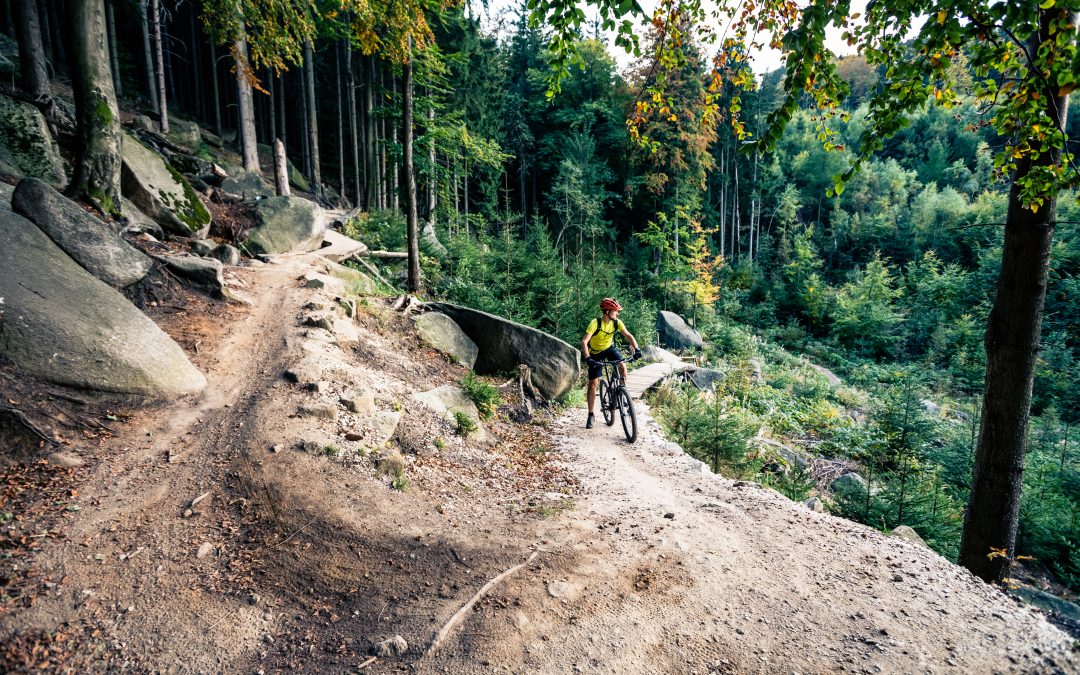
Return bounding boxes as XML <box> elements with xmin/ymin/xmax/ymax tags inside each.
<box><xmin>355</xmin><ymin>250</ymin><xmax>408</xmax><ymax>260</ymax></box>
<box><xmin>426</xmin><ymin>550</ymin><xmax>538</xmax><ymax>656</ymax></box>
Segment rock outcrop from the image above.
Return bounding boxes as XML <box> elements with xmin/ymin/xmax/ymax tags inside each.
<box><xmin>12</xmin><ymin>178</ymin><xmax>151</xmax><ymax>287</ymax></box>
<box><xmin>413</xmin><ymin>312</ymin><xmax>478</xmax><ymax>369</ymax></box>
<box><xmin>0</xmin><ymin>95</ymin><xmax>66</xmax><ymax>186</ymax></box>
<box><xmin>424</xmin><ymin>302</ymin><xmax>580</xmax><ymax>399</ymax></box>
<box><xmin>121</xmin><ymin>132</ymin><xmax>212</xmax><ymax>237</ymax></box>
<box><xmin>687</xmin><ymin>367</ymin><xmax>725</xmax><ymax>391</ymax></box>
<box><xmin>243</xmin><ymin>196</ymin><xmax>326</xmax><ymax>255</ymax></box>
<box><xmin>0</xmin><ymin>210</ymin><xmax>206</xmax><ymax>397</ymax></box>
<box><xmin>656</xmin><ymin>310</ymin><xmax>703</xmax><ymax>350</ymax></box>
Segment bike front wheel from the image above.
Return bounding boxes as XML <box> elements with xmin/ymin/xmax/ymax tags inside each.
<box><xmin>617</xmin><ymin>386</ymin><xmax>637</xmax><ymax>443</ymax></box>
<box><xmin>599</xmin><ymin>380</ymin><xmax>614</xmax><ymax>426</ymax></box>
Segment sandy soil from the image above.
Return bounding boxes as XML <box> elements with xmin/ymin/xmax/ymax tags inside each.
<box><xmin>1</xmin><ymin>249</ymin><xmax>1076</xmax><ymax>674</ymax></box>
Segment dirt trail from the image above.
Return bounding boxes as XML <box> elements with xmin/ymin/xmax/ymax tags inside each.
<box><xmin>2</xmin><ymin>249</ymin><xmax>1076</xmax><ymax>674</ymax></box>
<box><xmin>421</xmin><ymin>405</ymin><xmax>1077</xmax><ymax>674</ymax></box>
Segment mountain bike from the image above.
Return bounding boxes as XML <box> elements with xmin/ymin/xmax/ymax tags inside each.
<box><xmin>595</xmin><ymin>355</ymin><xmax>638</xmax><ymax>443</ymax></box>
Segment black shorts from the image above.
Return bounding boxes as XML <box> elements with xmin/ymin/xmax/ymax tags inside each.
<box><xmin>588</xmin><ymin>346</ymin><xmax>622</xmax><ymax>380</ymax></box>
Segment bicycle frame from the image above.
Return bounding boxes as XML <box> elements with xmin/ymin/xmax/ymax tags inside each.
<box><xmin>594</xmin><ymin>356</ymin><xmax>638</xmax><ymax>443</ymax></box>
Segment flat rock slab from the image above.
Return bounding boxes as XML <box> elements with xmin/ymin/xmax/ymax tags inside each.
<box><xmin>0</xmin><ymin>210</ymin><xmax>206</xmax><ymax>397</ymax></box>
<box><xmin>244</xmin><ymin>196</ymin><xmax>325</xmax><ymax>255</ymax></box>
<box><xmin>413</xmin><ymin>312</ymin><xmax>478</xmax><ymax>369</ymax></box>
<box><xmin>412</xmin><ymin>385</ymin><xmax>486</xmax><ymax>441</ymax></box>
<box><xmin>0</xmin><ymin>95</ymin><xmax>65</xmax><ymax>186</ymax></box>
<box><xmin>155</xmin><ymin>254</ymin><xmax>224</xmax><ymax>290</ymax></box>
<box><xmin>318</xmin><ymin>229</ymin><xmax>368</xmax><ymax>261</ymax></box>
<box><xmin>121</xmin><ymin>132</ymin><xmax>212</xmax><ymax>237</ymax></box>
<box><xmin>424</xmin><ymin>302</ymin><xmax>580</xmax><ymax>400</ymax></box>
<box><xmin>12</xmin><ymin>178</ymin><xmax>151</xmax><ymax>287</ymax></box>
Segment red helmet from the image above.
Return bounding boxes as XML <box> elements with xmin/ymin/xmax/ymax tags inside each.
<box><xmin>600</xmin><ymin>297</ymin><xmax>622</xmax><ymax>312</ymax></box>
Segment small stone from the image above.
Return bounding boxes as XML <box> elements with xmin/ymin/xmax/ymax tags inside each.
<box><xmin>270</xmin><ymin>445</ymin><xmax>282</xmax><ymax>453</ymax></box>
<box><xmin>340</xmin><ymin>389</ymin><xmax>376</xmax><ymax>414</ymax></box>
<box><xmin>372</xmin><ymin>635</ymin><xmax>408</xmax><ymax>658</ymax></box>
<box><xmin>344</xmin><ymin>432</ymin><xmax>363</xmax><ymax>442</ymax></box>
<box><xmin>189</xmin><ymin>239</ymin><xmax>215</xmax><ymax>257</ymax></box>
<box><xmin>47</xmin><ymin>451</ymin><xmax>84</xmax><ymax>467</ymax></box>
<box><xmin>297</xmin><ymin>404</ymin><xmax>338</xmax><ymax>421</ymax></box>
<box><xmin>664</xmin><ymin>512</ymin><xmax>675</xmax><ymax>520</ymax></box>
<box><xmin>892</xmin><ymin>574</ymin><xmax>904</xmax><ymax>582</ymax></box>
<box><xmin>196</xmin><ymin>542</ymin><xmax>213</xmax><ymax>559</ymax></box>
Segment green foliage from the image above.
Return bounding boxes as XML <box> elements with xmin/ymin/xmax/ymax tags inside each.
<box><xmin>461</xmin><ymin>371</ymin><xmax>500</xmax><ymax>419</ymax></box>
<box><xmin>391</xmin><ymin>470</ymin><xmax>410</xmax><ymax>492</ymax></box>
<box><xmin>454</xmin><ymin>411</ymin><xmax>477</xmax><ymax>435</ymax></box>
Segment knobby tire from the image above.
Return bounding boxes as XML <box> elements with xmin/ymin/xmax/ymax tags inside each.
<box><xmin>617</xmin><ymin>386</ymin><xmax>637</xmax><ymax>443</ymax></box>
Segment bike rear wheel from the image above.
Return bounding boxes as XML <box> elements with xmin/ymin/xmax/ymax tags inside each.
<box><xmin>617</xmin><ymin>386</ymin><xmax>637</xmax><ymax>442</ymax></box>
<box><xmin>599</xmin><ymin>380</ymin><xmax>614</xmax><ymax>425</ymax></box>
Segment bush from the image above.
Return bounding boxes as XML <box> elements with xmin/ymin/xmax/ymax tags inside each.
<box><xmin>454</xmin><ymin>411</ymin><xmax>478</xmax><ymax>435</ymax></box>
<box><xmin>462</xmin><ymin>371</ymin><xmax>500</xmax><ymax>419</ymax></box>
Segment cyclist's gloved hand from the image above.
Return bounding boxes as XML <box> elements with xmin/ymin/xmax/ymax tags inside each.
<box><xmin>634</xmin><ymin>348</ymin><xmax>643</xmax><ymax>360</ymax></box>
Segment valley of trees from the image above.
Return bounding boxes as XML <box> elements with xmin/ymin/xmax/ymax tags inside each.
<box><xmin>2</xmin><ymin>0</ymin><xmax>1077</xmax><ymax>592</ymax></box>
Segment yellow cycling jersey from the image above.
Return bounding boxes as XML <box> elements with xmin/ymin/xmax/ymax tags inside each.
<box><xmin>586</xmin><ymin>317</ymin><xmax>625</xmax><ymax>353</ymax></box>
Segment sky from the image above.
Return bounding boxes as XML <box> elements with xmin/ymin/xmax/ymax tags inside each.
<box><xmin>476</xmin><ymin>0</ymin><xmax>874</xmax><ymax>77</ymax></box>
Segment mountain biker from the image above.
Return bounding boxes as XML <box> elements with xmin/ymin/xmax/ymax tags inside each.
<box><xmin>581</xmin><ymin>297</ymin><xmax>641</xmax><ymax>429</ymax></box>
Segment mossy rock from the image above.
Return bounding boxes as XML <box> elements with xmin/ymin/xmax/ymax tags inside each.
<box><xmin>121</xmin><ymin>131</ymin><xmax>211</xmax><ymax>237</ymax></box>
<box><xmin>243</xmin><ymin>196</ymin><xmax>325</xmax><ymax>255</ymax></box>
<box><xmin>0</xmin><ymin>95</ymin><xmax>66</xmax><ymax>186</ymax></box>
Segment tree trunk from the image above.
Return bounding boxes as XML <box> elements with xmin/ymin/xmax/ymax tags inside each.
<box><xmin>105</xmin><ymin>0</ymin><xmax>121</xmax><ymax>97</ymax></box>
<box><xmin>336</xmin><ymin>42</ymin><xmax>345</xmax><ymax>203</ymax></box>
<box><xmin>265</xmin><ymin>67</ymin><xmax>274</xmax><ymax>141</ymax></box>
<box><xmin>36</xmin><ymin>0</ymin><xmax>52</xmax><ymax>72</ymax></box>
<box><xmin>390</xmin><ymin>72</ymin><xmax>399</xmax><ymax>212</ymax></box>
<box><xmin>233</xmin><ymin>36</ymin><xmax>260</xmax><ymax>172</ymax></box>
<box><xmin>68</xmin><ymin>0</ymin><xmax>121</xmax><ymax>215</ymax></box>
<box><xmin>277</xmin><ymin>71</ymin><xmax>285</xmax><ymax>152</ymax></box>
<box><xmin>303</xmin><ymin>37</ymin><xmax>321</xmax><ymax>200</ymax></box>
<box><xmin>403</xmin><ymin>37</ymin><xmax>420</xmax><ymax>293</ymax></box>
<box><xmin>13</xmin><ymin>0</ymin><xmax>48</xmax><ymax>99</ymax></box>
<box><xmin>273</xmin><ymin>138</ymin><xmax>290</xmax><ymax>196</ymax></box>
<box><xmin>427</xmin><ymin>85</ymin><xmax>437</xmax><ymax>229</ymax></box>
<box><xmin>44</xmin><ymin>0</ymin><xmax>64</xmax><ymax>73</ymax></box>
<box><xmin>957</xmin><ymin>11</ymin><xmax>1071</xmax><ymax>584</ymax></box>
<box><xmin>346</xmin><ymin>42</ymin><xmax>361</xmax><ymax>207</ymax></box>
<box><xmin>189</xmin><ymin>11</ymin><xmax>203</xmax><ymax>121</ymax></box>
<box><xmin>150</xmin><ymin>0</ymin><xmax>167</xmax><ymax>132</ymax></box>
<box><xmin>209</xmin><ymin>42</ymin><xmax>222</xmax><ymax>137</ymax></box>
<box><xmin>139</xmin><ymin>0</ymin><xmax>156</xmax><ymax>115</ymax></box>
<box><xmin>365</xmin><ymin>55</ymin><xmax>376</xmax><ymax>210</ymax></box>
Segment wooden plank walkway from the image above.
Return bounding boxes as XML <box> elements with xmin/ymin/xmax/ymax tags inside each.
<box><xmin>625</xmin><ymin>360</ymin><xmax>689</xmax><ymax>399</ymax></box>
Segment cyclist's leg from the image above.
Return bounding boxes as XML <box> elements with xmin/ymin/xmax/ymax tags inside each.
<box><xmin>587</xmin><ymin>377</ymin><xmax>598</xmax><ymax>413</ymax></box>
<box><xmin>609</xmin><ymin>346</ymin><xmax>627</xmax><ymax>379</ymax></box>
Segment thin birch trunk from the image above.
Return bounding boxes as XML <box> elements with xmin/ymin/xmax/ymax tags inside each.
<box><xmin>150</xmin><ymin>0</ymin><xmax>167</xmax><ymax>132</ymax></box>
<box><xmin>403</xmin><ymin>36</ymin><xmax>420</xmax><ymax>292</ymax></box>
<box><xmin>336</xmin><ymin>42</ymin><xmax>345</xmax><ymax>202</ymax></box>
<box><xmin>346</xmin><ymin>42</ymin><xmax>361</xmax><ymax>206</ymax></box>
<box><xmin>210</xmin><ymin>43</ymin><xmax>222</xmax><ymax>137</ymax></box>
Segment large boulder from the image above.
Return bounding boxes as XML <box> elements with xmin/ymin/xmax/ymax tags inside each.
<box><xmin>0</xmin><ymin>181</ymin><xmax>13</xmax><ymax>211</ymax></box>
<box><xmin>891</xmin><ymin>525</ymin><xmax>930</xmax><ymax>549</ymax></box>
<box><xmin>166</xmin><ymin>114</ymin><xmax>202</xmax><ymax>149</ymax></box>
<box><xmin>219</xmin><ymin>168</ymin><xmax>272</xmax><ymax>200</ymax></box>
<box><xmin>12</xmin><ymin>178</ymin><xmax>151</xmax><ymax>288</ymax></box>
<box><xmin>119</xmin><ymin>197</ymin><xmax>164</xmax><ymax>238</ymax></box>
<box><xmin>413</xmin><ymin>312</ymin><xmax>478</xmax><ymax>369</ymax></box>
<box><xmin>641</xmin><ymin>344</ymin><xmax>683</xmax><ymax>366</ymax></box>
<box><xmin>830</xmin><ymin>472</ymin><xmax>868</xmax><ymax>497</ymax></box>
<box><xmin>687</xmin><ymin>367</ymin><xmax>725</xmax><ymax>391</ymax></box>
<box><xmin>656</xmin><ymin>310</ymin><xmax>703</xmax><ymax>350</ymax></box>
<box><xmin>0</xmin><ymin>210</ymin><xmax>206</xmax><ymax>397</ymax></box>
<box><xmin>154</xmin><ymin>254</ymin><xmax>224</xmax><ymax>290</ymax></box>
<box><xmin>425</xmin><ymin>302</ymin><xmax>580</xmax><ymax>399</ymax></box>
<box><xmin>121</xmin><ymin>132</ymin><xmax>212</xmax><ymax>237</ymax></box>
<box><xmin>0</xmin><ymin>95</ymin><xmax>66</xmax><ymax>186</ymax></box>
<box><xmin>243</xmin><ymin>196</ymin><xmax>325</xmax><ymax>255</ymax></box>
